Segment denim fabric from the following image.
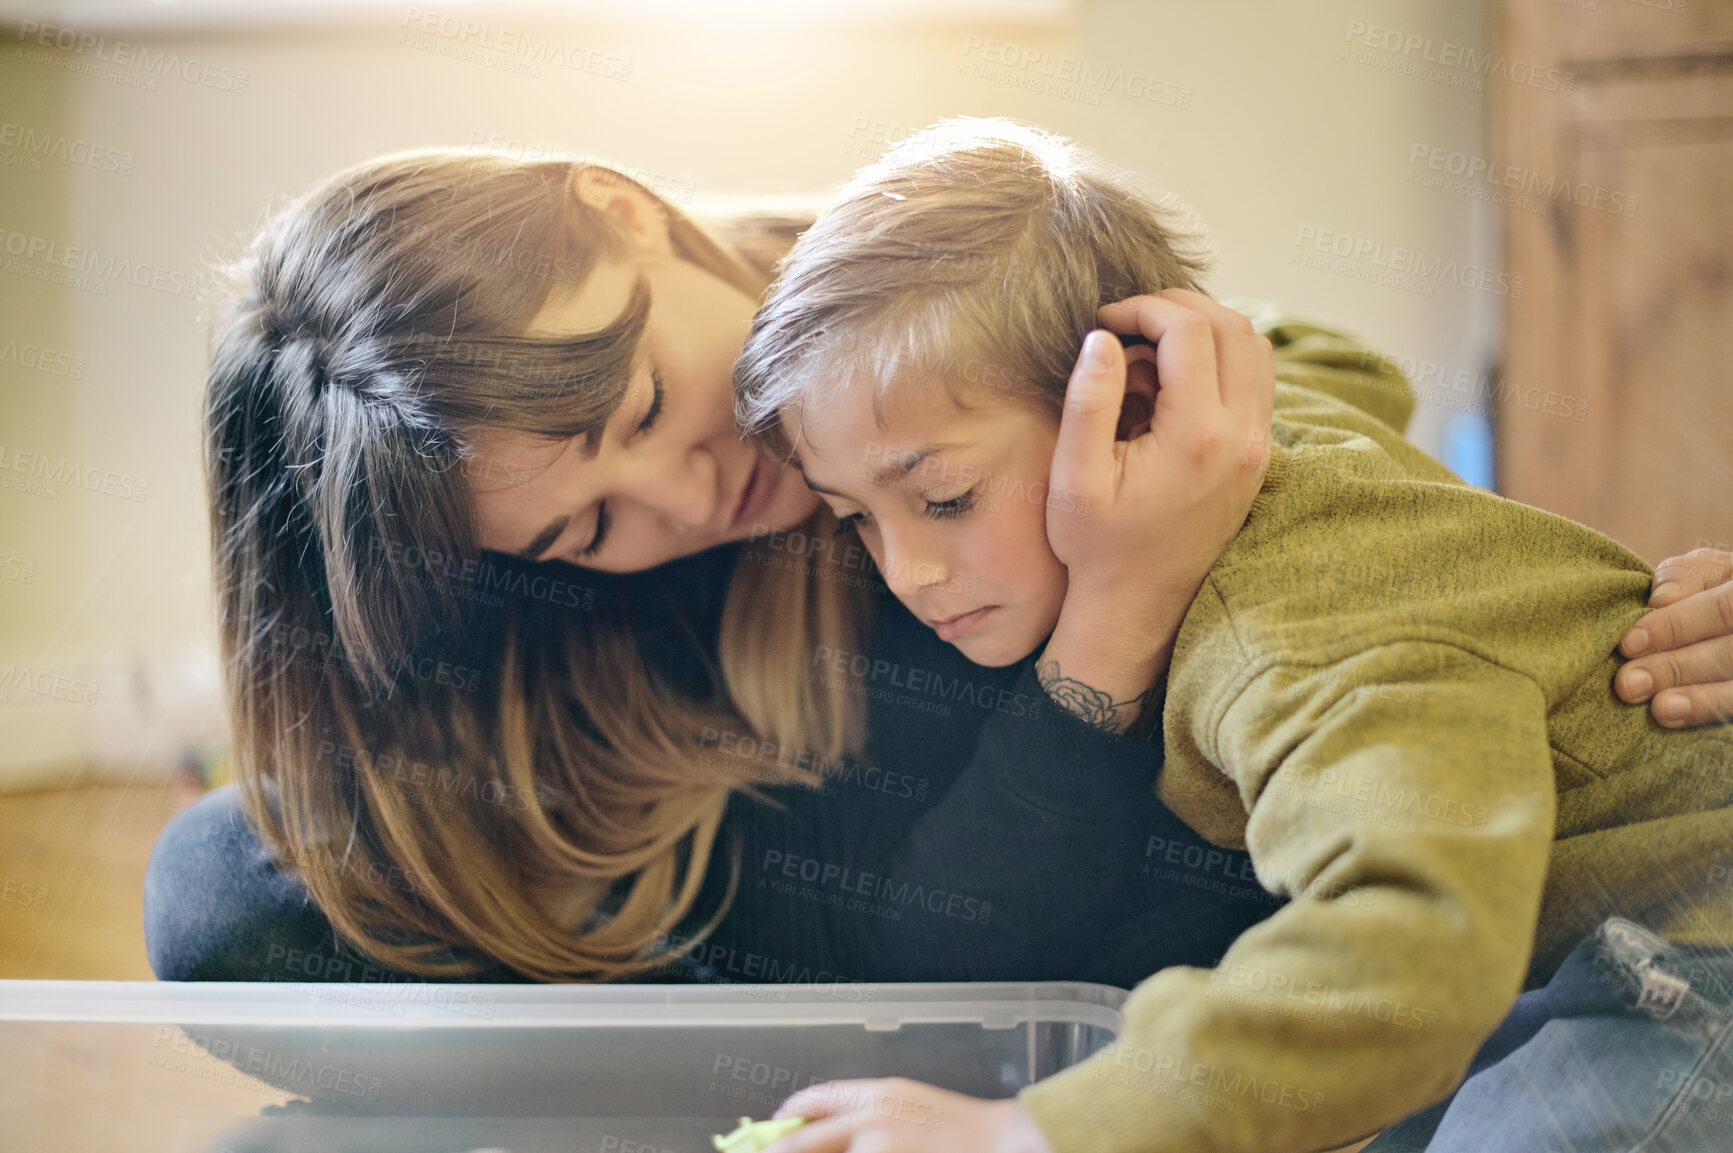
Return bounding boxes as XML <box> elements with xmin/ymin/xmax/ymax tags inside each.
<box><xmin>1368</xmin><ymin>918</ymin><xmax>1733</xmax><ymax>1153</ymax></box>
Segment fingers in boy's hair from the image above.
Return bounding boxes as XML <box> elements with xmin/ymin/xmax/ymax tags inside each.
<box><xmin>1096</xmin><ymin>289</ymin><xmax>1218</xmax><ymax>337</ymax></box>
<box><xmin>1101</xmin><ymin>291</ymin><xmax>1264</xmax><ymax>410</ymax></box>
<box><xmin>1057</xmin><ymin>330</ymin><xmax>1127</xmax><ymax>445</ymax></box>
<box><xmin>1097</xmin><ymin>299</ymin><xmax>1222</xmax><ymax>423</ymax></box>
<box><xmin>1651</xmin><ymin>684</ymin><xmax>1733</xmax><ymax>729</ymax></box>
<box><xmin>1144</xmin><ymin>288</ymin><xmax>1260</xmax><ymax>351</ymax></box>
<box><xmin>1208</xmin><ymin>315</ymin><xmax>1275</xmax><ymax>420</ymax></box>
<box><xmin>1622</xmin><ymin>581</ymin><xmax>1733</xmax><ymax>658</ymax></box>
<box><xmin>1052</xmin><ymin>335</ymin><xmax>1124</xmax><ymax>512</ymax></box>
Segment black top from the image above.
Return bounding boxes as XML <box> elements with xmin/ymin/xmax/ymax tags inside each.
<box><xmin>621</xmin><ymin>542</ymin><xmax>1280</xmax><ymax>989</ymax></box>
<box><xmin>143</xmin><ymin>542</ymin><xmax>1280</xmax><ymax>988</ymax></box>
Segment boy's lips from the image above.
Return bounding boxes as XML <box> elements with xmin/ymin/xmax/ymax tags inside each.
<box><xmin>929</xmin><ymin>606</ymin><xmax>995</xmax><ymax>643</ymax></box>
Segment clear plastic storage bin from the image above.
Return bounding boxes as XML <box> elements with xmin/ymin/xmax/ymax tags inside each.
<box><xmin>0</xmin><ymin>980</ymin><xmax>1126</xmax><ymax>1153</ymax></box>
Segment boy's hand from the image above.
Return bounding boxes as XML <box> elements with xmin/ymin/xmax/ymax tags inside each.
<box><xmin>1615</xmin><ymin>548</ymin><xmax>1733</xmax><ymax>727</ymax></box>
<box><xmin>1037</xmin><ymin>290</ymin><xmax>1275</xmax><ymax>733</ymax></box>
<box><xmin>764</xmin><ymin>1078</ymin><xmax>1051</xmax><ymax>1153</ymax></box>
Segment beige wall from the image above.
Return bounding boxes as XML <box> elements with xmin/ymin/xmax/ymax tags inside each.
<box><xmin>0</xmin><ymin>0</ymin><xmax>1497</xmax><ymax>785</ymax></box>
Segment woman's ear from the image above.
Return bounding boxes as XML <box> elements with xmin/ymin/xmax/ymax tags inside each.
<box><xmin>1115</xmin><ymin>345</ymin><xmax>1159</xmax><ymax>441</ymax></box>
<box><xmin>572</xmin><ymin>167</ymin><xmax>674</xmax><ymax>256</ymax></box>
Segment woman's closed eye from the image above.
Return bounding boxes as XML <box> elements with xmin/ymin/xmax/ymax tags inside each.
<box><xmin>578</xmin><ymin>503</ymin><xmax>611</xmax><ymax>559</ymax></box>
<box><xmin>578</xmin><ymin>370</ymin><xmax>666</xmax><ymax>559</ymax></box>
<box><xmin>633</xmin><ymin>369</ymin><xmax>666</xmax><ymax>441</ymax></box>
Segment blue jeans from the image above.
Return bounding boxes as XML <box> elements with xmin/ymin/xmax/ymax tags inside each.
<box><xmin>1367</xmin><ymin>918</ymin><xmax>1733</xmax><ymax>1153</ymax></box>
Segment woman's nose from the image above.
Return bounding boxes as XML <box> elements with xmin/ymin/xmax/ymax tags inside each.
<box><xmin>629</xmin><ymin>447</ymin><xmax>720</xmax><ymax>529</ymax></box>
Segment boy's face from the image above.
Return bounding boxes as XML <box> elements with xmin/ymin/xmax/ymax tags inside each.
<box><xmin>789</xmin><ymin>373</ymin><xmax>1069</xmax><ymax>668</ymax></box>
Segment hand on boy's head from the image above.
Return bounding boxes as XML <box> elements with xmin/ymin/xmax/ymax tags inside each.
<box><xmin>1032</xmin><ymin>293</ymin><xmax>1278</xmax><ymax>725</ymax></box>
<box><xmin>1045</xmin><ymin>290</ymin><xmax>1274</xmax><ymax>605</ymax></box>
<box><xmin>1097</xmin><ymin>288</ymin><xmax>1275</xmax><ymax>473</ymax></box>
<box><xmin>1616</xmin><ymin>548</ymin><xmax>1733</xmax><ymax>728</ymax></box>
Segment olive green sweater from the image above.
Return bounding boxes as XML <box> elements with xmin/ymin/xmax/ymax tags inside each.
<box><xmin>1021</xmin><ymin>313</ymin><xmax>1733</xmax><ymax>1153</ymax></box>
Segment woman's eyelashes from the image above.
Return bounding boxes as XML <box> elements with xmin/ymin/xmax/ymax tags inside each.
<box><xmin>635</xmin><ymin>369</ymin><xmax>665</xmax><ymax>439</ymax></box>
<box><xmin>579</xmin><ymin>372</ymin><xmax>662</xmax><ymax>560</ymax></box>
<box><xmin>578</xmin><ymin>503</ymin><xmax>611</xmax><ymax>559</ymax></box>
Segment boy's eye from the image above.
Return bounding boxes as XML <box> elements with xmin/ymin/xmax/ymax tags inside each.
<box><xmin>834</xmin><ymin>512</ymin><xmax>867</xmax><ymax>536</ymax></box>
<box><xmin>923</xmin><ymin>488</ymin><xmax>977</xmax><ymax>520</ymax></box>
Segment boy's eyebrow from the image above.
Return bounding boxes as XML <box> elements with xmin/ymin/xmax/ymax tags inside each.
<box><xmin>867</xmin><ymin>445</ymin><xmax>963</xmax><ymax>486</ymax></box>
<box><xmin>796</xmin><ymin>443</ymin><xmax>968</xmax><ymax>497</ymax></box>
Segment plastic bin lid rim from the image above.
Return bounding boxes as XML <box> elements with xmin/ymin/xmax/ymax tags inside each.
<box><xmin>0</xmin><ymin>979</ymin><xmax>1129</xmax><ymax>1032</ymax></box>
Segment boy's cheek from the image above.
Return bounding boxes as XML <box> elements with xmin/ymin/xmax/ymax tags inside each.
<box><xmin>1007</xmin><ymin>582</ymin><xmax>1068</xmax><ymax>664</ymax></box>
<box><xmin>961</xmin><ymin>546</ymin><xmax>1067</xmax><ymax>667</ymax></box>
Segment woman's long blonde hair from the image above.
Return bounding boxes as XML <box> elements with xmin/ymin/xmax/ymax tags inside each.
<box><xmin>206</xmin><ymin>149</ymin><xmax>867</xmax><ymax>980</ymax></box>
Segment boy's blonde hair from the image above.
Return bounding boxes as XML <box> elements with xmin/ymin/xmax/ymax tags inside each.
<box><xmin>735</xmin><ymin>117</ymin><xmax>1211</xmax><ymax>455</ymax></box>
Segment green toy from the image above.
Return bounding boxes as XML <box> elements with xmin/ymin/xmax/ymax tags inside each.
<box><xmin>710</xmin><ymin>1115</ymin><xmax>807</xmax><ymax>1152</ymax></box>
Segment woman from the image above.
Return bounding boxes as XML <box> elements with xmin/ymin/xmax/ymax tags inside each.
<box><xmin>146</xmin><ymin>147</ymin><xmax>1733</xmax><ymax>993</ymax></box>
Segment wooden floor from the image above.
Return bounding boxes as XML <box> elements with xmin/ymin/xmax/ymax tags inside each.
<box><xmin>0</xmin><ymin>781</ymin><xmax>190</xmax><ymax>980</ymax></box>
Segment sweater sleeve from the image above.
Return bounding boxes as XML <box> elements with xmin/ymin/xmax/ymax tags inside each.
<box><xmin>860</xmin><ymin>663</ymin><xmax>1168</xmax><ymax>980</ymax></box>
<box><xmin>1020</xmin><ymin>638</ymin><xmax>1558</xmax><ymax>1153</ymax></box>
<box><xmin>689</xmin><ymin>659</ymin><xmax>1168</xmax><ymax>985</ymax></box>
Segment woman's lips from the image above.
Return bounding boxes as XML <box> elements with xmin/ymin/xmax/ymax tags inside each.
<box><xmin>730</xmin><ymin>457</ymin><xmax>769</xmax><ymax>530</ymax></box>
<box><xmin>930</xmin><ymin>606</ymin><xmax>995</xmax><ymax>643</ymax></box>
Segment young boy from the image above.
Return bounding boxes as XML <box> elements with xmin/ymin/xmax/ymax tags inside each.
<box><xmin>734</xmin><ymin>119</ymin><xmax>1733</xmax><ymax>1153</ymax></box>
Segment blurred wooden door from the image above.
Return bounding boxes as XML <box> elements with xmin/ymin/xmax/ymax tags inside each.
<box><xmin>1496</xmin><ymin>1</ymin><xmax>1733</xmax><ymax>564</ymax></box>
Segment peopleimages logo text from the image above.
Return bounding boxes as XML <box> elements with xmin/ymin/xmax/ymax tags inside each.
<box><xmin>0</xmin><ymin>228</ymin><xmax>206</xmax><ymax>298</ymax></box>
<box><xmin>1343</xmin><ymin>19</ymin><xmax>1573</xmax><ymax>93</ymax></box>
<box><xmin>16</xmin><ymin>20</ymin><xmax>249</xmax><ymax>92</ymax></box>
<box><xmin>762</xmin><ymin>850</ymin><xmax>993</xmax><ymax>924</ymax></box>
<box><xmin>1292</xmin><ymin>226</ymin><xmax>1524</xmax><ymax>299</ymax></box>
<box><xmin>0</xmin><ymin>443</ymin><xmax>149</xmax><ymax>502</ymax></box>
<box><xmin>401</xmin><ymin>9</ymin><xmax>631</xmax><ymax>79</ymax></box>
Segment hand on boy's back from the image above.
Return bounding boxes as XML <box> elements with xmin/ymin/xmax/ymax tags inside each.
<box><xmin>1616</xmin><ymin>548</ymin><xmax>1733</xmax><ymax>728</ymax></box>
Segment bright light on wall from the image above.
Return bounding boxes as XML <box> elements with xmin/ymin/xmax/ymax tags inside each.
<box><xmin>51</xmin><ymin>0</ymin><xmax>1075</xmax><ymax>31</ymax></box>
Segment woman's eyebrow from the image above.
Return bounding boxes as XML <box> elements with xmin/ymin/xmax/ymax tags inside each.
<box><xmin>577</xmin><ymin>365</ymin><xmax>655</xmax><ymax>461</ymax></box>
<box><xmin>519</xmin><ymin>516</ymin><xmax>569</xmax><ymax>560</ymax></box>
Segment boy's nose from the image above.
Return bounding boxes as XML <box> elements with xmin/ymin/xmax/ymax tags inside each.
<box><xmin>876</xmin><ymin>530</ymin><xmax>954</xmax><ymax>600</ymax></box>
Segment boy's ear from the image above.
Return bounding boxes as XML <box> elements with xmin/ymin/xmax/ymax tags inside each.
<box><xmin>572</xmin><ymin>167</ymin><xmax>674</xmax><ymax>256</ymax></box>
<box><xmin>1115</xmin><ymin>346</ymin><xmax>1159</xmax><ymax>441</ymax></box>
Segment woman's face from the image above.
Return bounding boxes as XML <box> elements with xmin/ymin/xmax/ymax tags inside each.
<box><xmin>467</xmin><ymin>251</ymin><xmax>819</xmax><ymax>573</ymax></box>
